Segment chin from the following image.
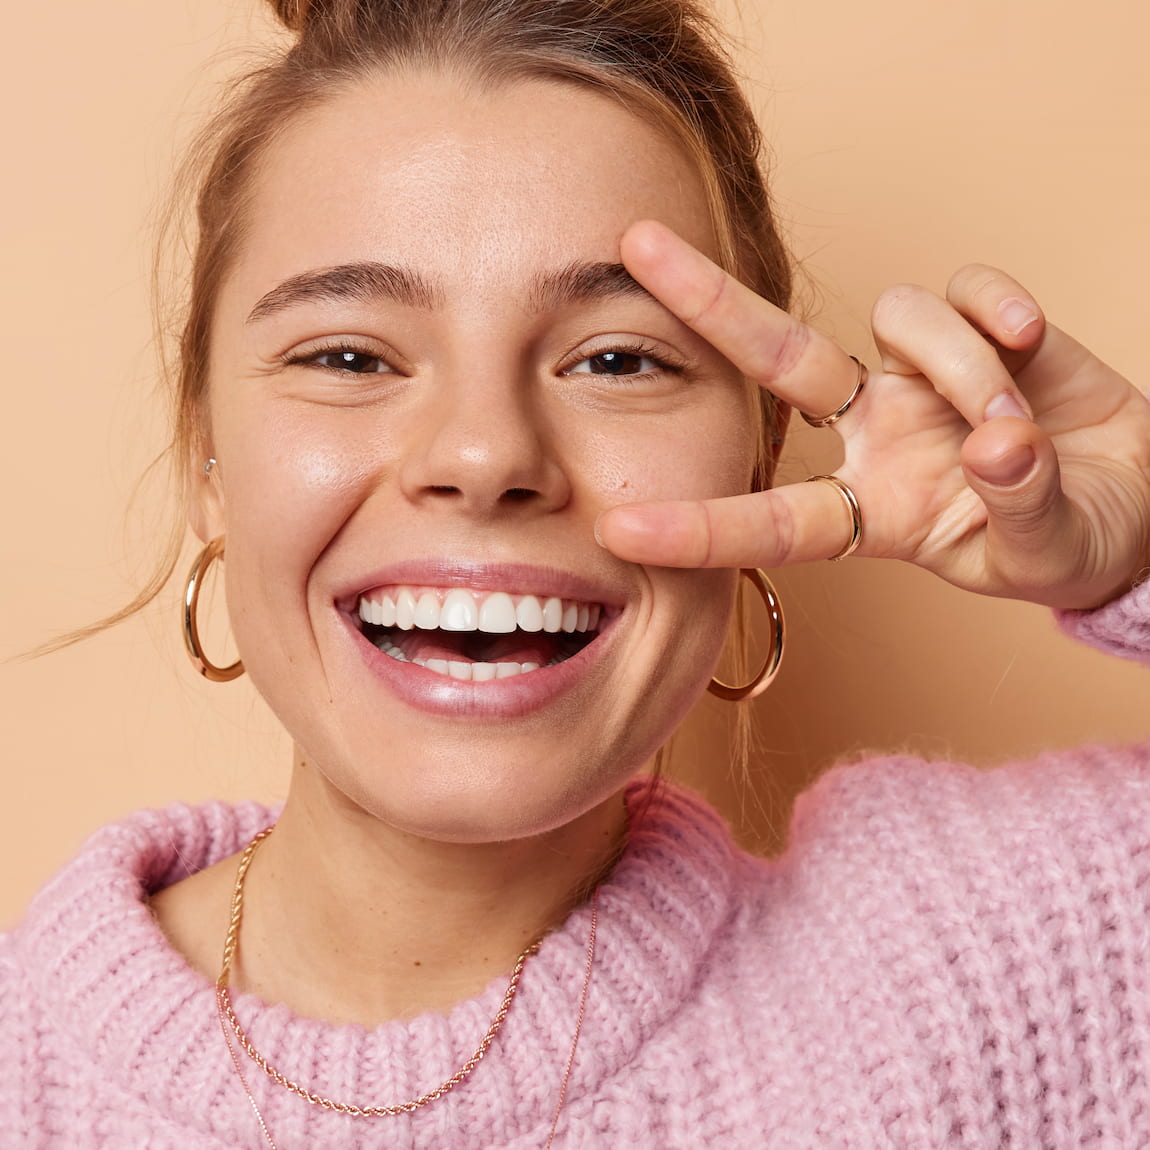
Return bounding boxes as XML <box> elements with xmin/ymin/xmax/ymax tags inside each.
<box><xmin>241</xmin><ymin>562</ymin><xmax>734</xmax><ymax>844</ymax></box>
<box><xmin>291</xmin><ymin>718</ymin><xmax>657</xmax><ymax>845</ymax></box>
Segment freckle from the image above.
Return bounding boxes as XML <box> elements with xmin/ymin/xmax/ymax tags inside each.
<box><xmin>413</xmin><ymin>960</ymin><xmax>421</xmax><ymax>967</ymax></box>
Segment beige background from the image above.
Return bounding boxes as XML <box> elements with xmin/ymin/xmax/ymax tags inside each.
<box><xmin>2</xmin><ymin>0</ymin><xmax>1147</xmax><ymax>925</ymax></box>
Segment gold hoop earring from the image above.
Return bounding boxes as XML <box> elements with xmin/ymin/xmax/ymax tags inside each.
<box><xmin>707</xmin><ymin>568</ymin><xmax>785</xmax><ymax>702</ymax></box>
<box><xmin>183</xmin><ymin>537</ymin><xmax>244</xmax><ymax>682</ymax></box>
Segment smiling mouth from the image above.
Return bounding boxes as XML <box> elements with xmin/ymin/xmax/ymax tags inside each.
<box><xmin>356</xmin><ymin>586</ymin><xmax>605</xmax><ymax>682</ymax></box>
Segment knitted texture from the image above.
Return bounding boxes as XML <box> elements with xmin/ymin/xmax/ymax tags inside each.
<box><xmin>1058</xmin><ymin>575</ymin><xmax>1150</xmax><ymax>663</ymax></box>
<box><xmin>2</xmin><ymin>586</ymin><xmax>1148</xmax><ymax>1149</ymax></box>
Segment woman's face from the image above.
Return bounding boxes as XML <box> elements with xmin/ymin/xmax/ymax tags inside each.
<box><xmin>197</xmin><ymin>70</ymin><xmax>759</xmax><ymax>841</ymax></box>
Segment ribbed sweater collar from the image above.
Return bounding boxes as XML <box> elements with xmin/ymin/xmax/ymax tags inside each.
<box><xmin>16</xmin><ymin>779</ymin><xmax>740</xmax><ymax>1145</ymax></box>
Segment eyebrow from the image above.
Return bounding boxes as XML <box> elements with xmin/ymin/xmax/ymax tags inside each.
<box><xmin>245</xmin><ymin>262</ymin><xmax>442</xmax><ymax>323</ymax></box>
<box><xmin>528</xmin><ymin>261</ymin><xmax>656</xmax><ymax>311</ymax></box>
<box><xmin>245</xmin><ymin>259</ymin><xmax>655</xmax><ymax>324</ymax></box>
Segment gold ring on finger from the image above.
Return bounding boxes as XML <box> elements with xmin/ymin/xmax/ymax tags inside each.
<box><xmin>805</xmin><ymin>474</ymin><xmax>863</xmax><ymax>561</ymax></box>
<box><xmin>800</xmin><ymin>356</ymin><xmax>869</xmax><ymax>429</ymax></box>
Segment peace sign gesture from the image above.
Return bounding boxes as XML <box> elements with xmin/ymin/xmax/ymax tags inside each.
<box><xmin>597</xmin><ymin>222</ymin><xmax>1150</xmax><ymax>611</ymax></box>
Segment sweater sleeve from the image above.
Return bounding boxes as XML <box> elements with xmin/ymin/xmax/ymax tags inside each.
<box><xmin>785</xmin><ymin>747</ymin><xmax>1150</xmax><ymax>1148</ymax></box>
<box><xmin>0</xmin><ymin>932</ymin><xmax>43</xmax><ymax>1149</ymax></box>
<box><xmin>1056</xmin><ymin>575</ymin><xmax>1150</xmax><ymax>666</ymax></box>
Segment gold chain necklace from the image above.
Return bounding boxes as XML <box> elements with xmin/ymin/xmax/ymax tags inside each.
<box><xmin>216</xmin><ymin>826</ymin><xmax>599</xmax><ymax>1148</ymax></box>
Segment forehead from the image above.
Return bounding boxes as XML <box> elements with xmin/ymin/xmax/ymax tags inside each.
<box><xmin>226</xmin><ymin>69</ymin><xmax>717</xmax><ymax>307</ymax></box>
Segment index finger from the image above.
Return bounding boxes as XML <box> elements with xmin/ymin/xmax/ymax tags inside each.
<box><xmin>596</xmin><ymin>478</ymin><xmax>862</xmax><ymax>569</ymax></box>
<box><xmin>620</xmin><ymin>220</ymin><xmax>859</xmax><ymax>420</ymax></box>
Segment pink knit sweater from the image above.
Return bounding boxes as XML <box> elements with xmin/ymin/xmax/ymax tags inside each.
<box><xmin>4</xmin><ymin>586</ymin><xmax>1150</xmax><ymax>1149</ymax></box>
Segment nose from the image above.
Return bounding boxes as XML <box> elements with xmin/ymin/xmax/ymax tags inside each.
<box><xmin>397</xmin><ymin>376</ymin><xmax>571</xmax><ymax>519</ymax></box>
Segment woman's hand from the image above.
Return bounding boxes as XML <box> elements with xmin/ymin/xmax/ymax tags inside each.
<box><xmin>597</xmin><ymin>221</ymin><xmax>1150</xmax><ymax>610</ymax></box>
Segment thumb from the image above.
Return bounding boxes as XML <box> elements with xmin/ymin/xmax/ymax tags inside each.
<box><xmin>961</xmin><ymin>417</ymin><xmax>1076</xmax><ymax>580</ymax></box>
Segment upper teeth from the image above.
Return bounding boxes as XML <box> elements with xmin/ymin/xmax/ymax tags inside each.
<box><xmin>357</xmin><ymin>587</ymin><xmax>601</xmax><ymax>634</ymax></box>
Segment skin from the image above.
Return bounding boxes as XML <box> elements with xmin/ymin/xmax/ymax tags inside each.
<box><xmin>152</xmin><ymin>68</ymin><xmax>1150</xmax><ymax>1029</ymax></box>
<box><xmin>603</xmin><ymin>227</ymin><xmax>1150</xmax><ymax>607</ymax></box>
<box><xmin>152</xmin><ymin>71</ymin><xmax>759</xmax><ymax>1023</ymax></box>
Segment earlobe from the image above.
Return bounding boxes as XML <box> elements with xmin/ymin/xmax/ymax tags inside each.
<box><xmin>187</xmin><ymin>452</ymin><xmax>227</xmax><ymax>543</ymax></box>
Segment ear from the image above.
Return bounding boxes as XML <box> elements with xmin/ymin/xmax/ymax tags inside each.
<box><xmin>187</xmin><ymin>436</ymin><xmax>227</xmax><ymax>544</ymax></box>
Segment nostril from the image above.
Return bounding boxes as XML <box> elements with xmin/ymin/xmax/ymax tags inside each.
<box><xmin>502</xmin><ymin>488</ymin><xmax>537</xmax><ymax>503</ymax></box>
<box><xmin>428</xmin><ymin>485</ymin><xmax>462</xmax><ymax>495</ymax></box>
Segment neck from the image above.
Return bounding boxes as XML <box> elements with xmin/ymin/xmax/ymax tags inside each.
<box><xmin>231</xmin><ymin>751</ymin><xmax>628</xmax><ymax>1026</ymax></box>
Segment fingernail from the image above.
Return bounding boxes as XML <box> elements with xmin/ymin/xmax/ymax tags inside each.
<box><xmin>998</xmin><ymin>297</ymin><xmax>1038</xmax><ymax>337</ymax></box>
<box><xmin>977</xmin><ymin>442</ymin><xmax>1036</xmax><ymax>487</ymax></box>
<box><xmin>984</xmin><ymin>391</ymin><xmax>1031</xmax><ymax>423</ymax></box>
<box><xmin>593</xmin><ymin>515</ymin><xmax>606</xmax><ymax>548</ymax></box>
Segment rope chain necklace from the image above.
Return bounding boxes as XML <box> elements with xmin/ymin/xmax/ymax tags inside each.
<box><xmin>216</xmin><ymin>826</ymin><xmax>599</xmax><ymax>1149</ymax></box>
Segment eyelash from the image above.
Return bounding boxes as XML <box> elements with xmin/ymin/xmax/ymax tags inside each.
<box><xmin>282</xmin><ymin>338</ymin><xmax>682</xmax><ymax>379</ymax></box>
<box><xmin>282</xmin><ymin>341</ymin><xmax>393</xmax><ymax>375</ymax></box>
<box><xmin>563</xmin><ymin>340</ymin><xmax>681</xmax><ymax>381</ymax></box>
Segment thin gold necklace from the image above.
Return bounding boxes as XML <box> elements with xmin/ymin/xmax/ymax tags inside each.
<box><xmin>216</xmin><ymin>826</ymin><xmax>599</xmax><ymax>1148</ymax></box>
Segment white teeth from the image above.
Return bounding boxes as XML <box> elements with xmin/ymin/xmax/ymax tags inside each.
<box><xmin>440</xmin><ymin>588</ymin><xmax>478</xmax><ymax>631</ymax></box>
<box><xmin>478</xmin><ymin>592</ymin><xmax>517</xmax><ymax>633</ymax></box>
<box><xmin>515</xmin><ymin>596</ymin><xmax>544</xmax><ymax>632</ymax></box>
<box><xmin>395</xmin><ymin>589</ymin><xmax>416</xmax><ymax>630</ymax></box>
<box><xmin>414</xmin><ymin>591</ymin><xmax>440</xmax><ymax>630</ymax></box>
<box><xmin>359</xmin><ymin>586</ymin><xmax>604</xmax><ymax>635</ymax></box>
<box><xmin>376</xmin><ymin>639</ymin><xmax>540</xmax><ymax>682</ymax></box>
<box><xmin>393</xmin><ymin>642</ymin><xmax>544</xmax><ymax>681</ymax></box>
<box><xmin>561</xmin><ymin>603</ymin><xmax>578</xmax><ymax>633</ymax></box>
<box><xmin>541</xmin><ymin>597</ymin><xmax>563</xmax><ymax>633</ymax></box>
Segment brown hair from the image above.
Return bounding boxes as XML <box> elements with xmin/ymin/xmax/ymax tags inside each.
<box><xmin>43</xmin><ymin>0</ymin><xmax>793</xmax><ymax>672</ymax></box>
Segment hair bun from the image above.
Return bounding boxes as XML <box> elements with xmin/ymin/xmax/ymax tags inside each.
<box><xmin>267</xmin><ymin>0</ymin><xmax>341</xmax><ymax>34</ymax></box>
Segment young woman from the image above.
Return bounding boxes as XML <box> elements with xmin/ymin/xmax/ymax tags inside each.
<box><xmin>4</xmin><ymin>1</ymin><xmax>1149</xmax><ymax>1146</ymax></box>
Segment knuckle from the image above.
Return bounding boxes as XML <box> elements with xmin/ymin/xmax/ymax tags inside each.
<box><xmin>870</xmin><ymin>283</ymin><xmax>926</xmax><ymax>337</ymax></box>
<box><xmin>683</xmin><ymin>264</ymin><xmax>730</xmax><ymax>327</ymax></box>
<box><xmin>946</xmin><ymin>262</ymin><xmax>1002</xmax><ymax>304</ymax></box>
<box><xmin>695</xmin><ymin>502</ymin><xmax>719</xmax><ymax>567</ymax></box>
<box><xmin>947</xmin><ymin>264</ymin><xmax>1039</xmax><ymax>325</ymax></box>
<box><xmin>944</xmin><ymin>340</ymin><xmax>998</xmax><ymax>382</ymax></box>
<box><xmin>989</xmin><ymin>480</ymin><xmax>1059</xmax><ymax>533</ymax></box>
<box><xmin>757</xmin><ymin>493</ymin><xmax>797</xmax><ymax>563</ymax></box>
<box><xmin>746</xmin><ymin>319</ymin><xmax>810</xmax><ymax>384</ymax></box>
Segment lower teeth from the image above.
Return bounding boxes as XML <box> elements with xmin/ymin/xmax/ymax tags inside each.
<box><xmin>376</xmin><ymin>638</ymin><xmax>543</xmax><ymax>681</ymax></box>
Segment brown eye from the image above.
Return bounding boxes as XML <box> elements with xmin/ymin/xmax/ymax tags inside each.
<box><xmin>567</xmin><ymin>350</ymin><xmax>659</xmax><ymax>377</ymax></box>
<box><xmin>313</xmin><ymin>350</ymin><xmax>390</xmax><ymax>374</ymax></box>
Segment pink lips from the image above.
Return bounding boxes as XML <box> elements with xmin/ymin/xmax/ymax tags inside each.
<box><xmin>337</xmin><ymin>560</ymin><xmax>627</xmax><ymax>720</ymax></box>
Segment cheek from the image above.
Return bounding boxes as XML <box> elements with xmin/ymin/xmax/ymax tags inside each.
<box><xmin>634</xmin><ymin>566</ymin><xmax>738</xmax><ymax>747</ymax></box>
<box><xmin>212</xmin><ymin>390</ymin><xmax>402</xmax><ymax>537</ymax></box>
<box><xmin>576</xmin><ymin>400</ymin><xmax>758</xmax><ymax>507</ymax></box>
<box><xmin>220</xmin><ymin>420</ymin><xmax>357</xmax><ymax>542</ymax></box>
<box><xmin>208</xmin><ymin>400</ymin><xmax>398</xmax><ymax>658</ymax></box>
